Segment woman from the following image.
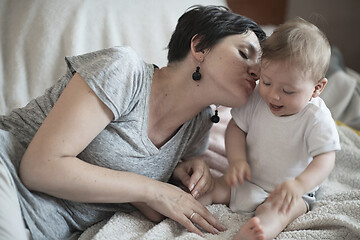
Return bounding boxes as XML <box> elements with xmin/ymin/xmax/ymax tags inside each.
<box><xmin>0</xmin><ymin>5</ymin><xmax>266</xmax><ymax>239</ymax></box>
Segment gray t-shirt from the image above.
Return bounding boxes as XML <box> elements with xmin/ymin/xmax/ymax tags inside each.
<box><xmin>0</xmin><ymin>46</ymin><xmax>212</xmax><ymax>239</ymax></box>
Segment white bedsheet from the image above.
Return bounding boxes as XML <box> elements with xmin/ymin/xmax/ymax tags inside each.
<box><xmin>79</xmin><ymin>125</ymin><xmax>360</xmax><ymax>240</ymax></box>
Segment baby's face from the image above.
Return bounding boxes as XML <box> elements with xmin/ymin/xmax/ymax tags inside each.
<box><xmin>258</xmin><ymin>60</ymin><xmax>316</xmax><ymax>117</ymax></box>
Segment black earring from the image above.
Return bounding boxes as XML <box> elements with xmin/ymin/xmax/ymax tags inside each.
<box><xmin>211</xmin><ymin>105</ymin><xmax>220</xmax><ymax>123</ymax></box>
<box><xmin>192</xmin><ymin>66</ymin><xmax>201</xmax><ymax>81</ymax></box>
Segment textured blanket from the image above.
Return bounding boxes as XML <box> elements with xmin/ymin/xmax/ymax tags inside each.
<box><xmin>79</xmin><ymin>124</ymin><xmax>360</xmax><ymax>240</ymax></box>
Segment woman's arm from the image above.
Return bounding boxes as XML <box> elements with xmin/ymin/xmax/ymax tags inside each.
<box><xmin>19</xmin><ymin>72</ymin><xmax>146</xmax><ymax>202</ymax></box>
<box><xmin>19</xmin><ymin>73</ymin><xmax>225</xmax><ymax>235</ymax></box>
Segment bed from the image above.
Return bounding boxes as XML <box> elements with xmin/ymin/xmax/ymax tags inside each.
<box><xmin>1</xmin><ymin>0</ymin><xmax>359</xmax><ymax>239</ymax></box>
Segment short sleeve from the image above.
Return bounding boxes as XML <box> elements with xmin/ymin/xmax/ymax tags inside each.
<box><xmin>231</xmin><ymin>86</ymin><xmax>262</xmax><ymax>133</ymax></box>
<box><xmin>306</xmin><ymin>100</ymin><xmax>341</xmax><ymax>156</ymax></box>
<box><xmin>65</xmin><ymin>46</ymin><xmax>147</xmax><ymax>120</ymax></box>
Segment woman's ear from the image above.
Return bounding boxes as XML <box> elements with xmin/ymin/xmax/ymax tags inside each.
<box><xmin>312</xmin><ymin>77</ymin><xmax>328</xmax><ymax>98</ymax></box>
<box><xmin>190</xmin><ymin>35</ymin><xmax>205</xmax><ymax>62</ymax></box>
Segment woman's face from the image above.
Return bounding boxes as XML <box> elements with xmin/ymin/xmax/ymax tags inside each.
<box><xmin>202</xmin><ymin>31</ymin><xmax>262</xmax><ymax>107</ymax></box>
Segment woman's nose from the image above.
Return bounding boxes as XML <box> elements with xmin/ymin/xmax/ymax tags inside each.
<box><xmin>249</xmin><ymin>62</ymin><xmax>261</xmax><ymax>81</ymax></box>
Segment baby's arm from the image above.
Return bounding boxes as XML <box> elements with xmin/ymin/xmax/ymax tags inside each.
<box><xmin>295</xmin><ymin>151</ymin><xmax>336</xmax><ymax>193</ymax></box>
<box><xmin>224</xmin><ymin>119</ymin><xmax>251</xmax><ymax>186</ymax></box>
<box><xmin>268</xmin><ymin>151</ymin><xmax>336</xmax><ymax>212</ymax></box>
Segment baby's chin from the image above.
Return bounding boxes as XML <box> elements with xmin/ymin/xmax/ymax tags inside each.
<box><xmin>272</xmin><ymin>111</ymin><xmax>298</xmax><ymax>117</ymax></box>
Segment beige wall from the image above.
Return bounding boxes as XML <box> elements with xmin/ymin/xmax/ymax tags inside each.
<box><xmin>286</xmin><ymin>0</ymin><xmax>360</xmax><ymax>72</ymax></box>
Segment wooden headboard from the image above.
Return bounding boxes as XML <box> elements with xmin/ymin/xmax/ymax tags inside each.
<box><xmin>227</xmin><ymin>0</ymin><xmax>287</xmax><ymax>25</ymax></box>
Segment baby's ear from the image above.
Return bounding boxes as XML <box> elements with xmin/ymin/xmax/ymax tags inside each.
<box><xmin>312</xmin><ymin>78</ymin><xmax>327</xmax><ymax>98</ymax></box>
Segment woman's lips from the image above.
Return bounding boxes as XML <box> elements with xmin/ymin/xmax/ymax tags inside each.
<box><xmin>246</xmin><ymin>79</ymin><xmax>256</xmax><ymax>90</ymax></box>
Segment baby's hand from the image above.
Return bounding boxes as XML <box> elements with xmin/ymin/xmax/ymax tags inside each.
<box><xmin>267</xmin><ymin>180</ymin><xmax>303</xmax><ymax>213</ymax></box>
<box><xmin>224</xmin><ymin>160</ymin><xmax>251</xmax><ymax>187</ymax></box>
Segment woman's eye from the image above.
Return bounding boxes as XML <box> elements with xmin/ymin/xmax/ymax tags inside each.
<box><xmin>239</xmin><ymin>50</ymin><xmax>248</xmax><ymax>59</ymax></box>
<box><xmin>262</xmin><ymin>80</ymin><xmax>270</xmax><ymax>86</ymax></box>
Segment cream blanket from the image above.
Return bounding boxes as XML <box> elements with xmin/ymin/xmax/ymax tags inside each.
<box><xmin>79</xmin><ymin>124</ymin><xmax>360</xmax><ymax>240</ymax></box>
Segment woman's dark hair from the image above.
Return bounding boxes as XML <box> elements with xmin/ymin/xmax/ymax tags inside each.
<box><xmin>167</xmin><ymin>5</ymin><xmax>266</xmax><ymax>63</ymax></box>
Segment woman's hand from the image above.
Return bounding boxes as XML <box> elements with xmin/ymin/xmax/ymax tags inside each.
<box><xmin>132</xmin><ymin>202</ymin><xmax>166</xmax><ymax>223</ymax></box>
<box><xmin>145</xmin><ymin>180</ymin><xmax>226</xmax><ymax>236</ymax></box>
<box><xmin>171</xmin><ymin>157</ymin><xmax>214</xmax><ymax>199</ymax></box>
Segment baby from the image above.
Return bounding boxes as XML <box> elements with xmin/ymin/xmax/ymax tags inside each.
<box><xmin>199</xmin><ymin>18</ymin><xmax>341</xmax><ymax>240</ymax></box>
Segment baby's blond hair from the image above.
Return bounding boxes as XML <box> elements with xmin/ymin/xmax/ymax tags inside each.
<box><xmin>262</xmin><ymin>17</ymin><xmax>331</xmax><ymax>81</ymax></box>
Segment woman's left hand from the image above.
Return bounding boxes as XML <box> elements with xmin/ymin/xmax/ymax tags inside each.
<box><xmin>172</xmin><ymin>157</ymin><xmax>214</xmax><ymax>199</ymax></box>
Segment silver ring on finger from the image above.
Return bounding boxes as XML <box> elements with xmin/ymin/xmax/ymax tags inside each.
<box><xmin>189</xmin><ymin>212</ymin><xmax>196</xmax><ymax>221</ymax></box>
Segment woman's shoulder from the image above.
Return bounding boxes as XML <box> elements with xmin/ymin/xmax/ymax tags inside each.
<box><xmin>64</xmin><ymin>45</ymin><xmax>149</xmax><ymax>85</ymax></box>
<box><xmin>187</xmin><ymin>107</ymin><xmax>213</xmax><ymax>133</ymax></box>
<box><xmin>65</xmin><ymin>46</ymin><xmax>143</xmax><ymax>69</ymax></box>
<box><xmin>64</xmin><ymin>46</ymin><xmax>152</xmax><ymax>120</ymax></box>
<box><xmin>99</xmin><ymin>46</ymin><xmax>141</xmax><ymax>60</ymax></box>
<box><xmin>180</xmin><ymin>106</ymin><xmax>213</xmax><ymax>158</ymax></box>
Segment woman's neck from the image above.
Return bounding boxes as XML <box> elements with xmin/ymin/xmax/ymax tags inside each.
<box><xmin>147</xmin><ymin>65</ymin><xmax>209</xmax><ymax>147</ymax></box>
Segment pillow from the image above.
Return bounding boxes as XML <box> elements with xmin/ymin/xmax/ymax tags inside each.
<box><xmin>322</xmin><ymin>47</ymin><xmax>360</xmax><ymax>130</ymax></box>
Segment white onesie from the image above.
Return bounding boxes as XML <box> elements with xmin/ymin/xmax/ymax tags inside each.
<box><xmin>229</xmin><ymin>87</ymin><xmax>341</xmax><ymax>213</ymax></box>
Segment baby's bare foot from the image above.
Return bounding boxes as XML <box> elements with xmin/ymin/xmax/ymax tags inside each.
<box><xmin>232</xmin><ymin>217</ymin><xmax>264</xmax><ymax>240</ymax></box>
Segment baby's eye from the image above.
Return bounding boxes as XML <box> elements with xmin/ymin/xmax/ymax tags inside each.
<box><xmin>283</xmin><ymin>89</ymin><xmax>294</xmax><ymax>94</ymax></box>
<box><xmin>239</xmin><ymin>50</ymin><xmax>248</xmax><ymax>60</ymax></box>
